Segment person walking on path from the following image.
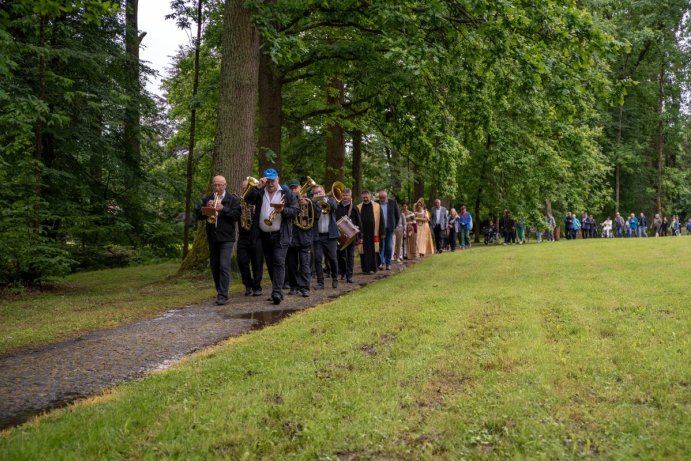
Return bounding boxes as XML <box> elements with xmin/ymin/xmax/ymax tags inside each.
<box><xmin>197</xmin><ymin>175</ymin><xmax>241</xmax><ymax>305</ymax></box>
<box><xmin>638</xmin><ymin>212</ymin><xmax>648</xmax><ymax>237</ymax></box>
<box><xmin>457</xmin><ymin>205</ymin><xmax>473</xmax><ymax>249</ymax></box>
<box><xmin>429</xmin><ymin>199</ymin><xmax>449</xmax><ymax>254</ymax></box>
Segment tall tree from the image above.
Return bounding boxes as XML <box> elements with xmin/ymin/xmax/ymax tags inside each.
<box><xmin>180</xmin><ymin>0</ymin><xmax>260</xmax><ymax>272</ymax></box>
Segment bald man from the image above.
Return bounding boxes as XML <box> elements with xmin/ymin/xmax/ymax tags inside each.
<box><xmin>197</xmin><ymin>175</ymin><xmax>241</xmax><ymax>305</ymax></box>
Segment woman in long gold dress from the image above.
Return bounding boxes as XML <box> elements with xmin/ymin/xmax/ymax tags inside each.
<box><xmin>414</xmin><ymin>199</ymin><xmax>435</xmax><ymax>257</ymax></box>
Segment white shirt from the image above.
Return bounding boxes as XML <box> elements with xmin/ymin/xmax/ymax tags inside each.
<box><xmin>259</xmin><ymin>188</ymin><xmax>282</xmax><ymax>232</ymax></box>
<box><xmin>435</xmin><ymin>207</ymin><xmax>441</xmax><ymax>224</ymax></box>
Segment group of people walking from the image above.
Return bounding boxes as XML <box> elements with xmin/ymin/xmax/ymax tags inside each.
<box><xmin>493</xmin><ymin>209</ymin><xmax>690</xmax><ymax>245</ymax></box>
<box><xmin>197</xmin><ymin>169</ymin><xmax>467</xmax><ymax>306</ymax></box>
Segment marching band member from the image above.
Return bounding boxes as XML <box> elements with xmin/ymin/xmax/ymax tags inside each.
<box><xmin>286</xmin><ymin>179</ymin><xmax>318</xmax><ymax>297</ymax></box>
<box><xmin>335</xmin><ymin>188</ymin><xmax>361</xmax><ymax>283</ymax></box>
<box><xmin>357</xmin><ymin>190</ymin><xmax>385</xmax><ymax>274</ymax></box>
<box><xmin>236</xmin><ymin>178</ymin><xmax>263</xmax><ymax>297</ymax></box>
<box><xmin>244</xmin><ymin>168</ymin><xmax>298</xmax><ymax>305</ymax></box>
<box><xmin>311</xmin><ymin>184</ymin><xmax>340</xmax><ymax>289</ymax></box>
<box><xmin>196</xmin><ymin>175</ymin><xmax>241</xmax><ymax>305</ymax></box>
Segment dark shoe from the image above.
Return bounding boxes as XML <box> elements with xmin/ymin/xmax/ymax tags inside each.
<box><xmin>288</xmin><ymin>288</ymin><xmax>297</xmax><ymax>295</ymax></box>
<box><xmin>332</xmin><ymin>279</ymin><xmax>338</xmax><ymax>289</ymax></box>
<box><xmin>346</xmin><ymin>278</ymin><xmax>353</xmax><ymax>283</ymax></box>
<box><xmin>316</xmin><ymin>283</ymin><xmax>324</xmax><ymax>290</ymax></box>
<box><xmin>300</xmin><ymin>290</ymin><xmax>310</xmax><ymax>297</ymax></box>
<box><xmin>271</xmin><ymin>293</ymin><xmax>282</xmax><ymax>305</ymax></box>
<box><xmin>340</xmin><ymin>275</ymin><xmax>345</xmax><ymax>280</ymax></box>
<box><xmin>216</xmin><ymin>296</ymin><xmax>228</xmax><ymax>305</ymax></box>
<box><xmin>252</xmin><ymin>288</ymin><xmax>262</xmax><ymax>296</ymax></box>
<box><xmin>244</xmin><ymin>288</ymin><xmax>253</xmax><ymax>296</ymax></box>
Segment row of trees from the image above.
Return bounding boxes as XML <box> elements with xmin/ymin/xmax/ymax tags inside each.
<box><xmin>1</xmin><ymin>0</ymin><xmax>689</xmax><ymax>285</ymax></box>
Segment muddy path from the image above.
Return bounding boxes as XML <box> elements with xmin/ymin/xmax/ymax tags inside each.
<box><xmin>0</xmin><ymin>262</ymin><xmax>411</xmax><ymax>430</ymax></box>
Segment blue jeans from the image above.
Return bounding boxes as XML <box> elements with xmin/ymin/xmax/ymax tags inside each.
<box><xmin>380</xmin><ymin>228</ymin><xmax>394</xmax><ymax>266</ymax></box>
<box><xmin>638</xmin><ymin>226</ymin><xmax>647</xmax><ymax>237</ymax></box>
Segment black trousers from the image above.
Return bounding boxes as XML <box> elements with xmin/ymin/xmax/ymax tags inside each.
<box><xmin>260</xmin><ymin>231</ymin><xmax>288</xmax><ymax>297</ymax></box>
<box><xmin>286</xmin><ymin>245</ymin><xmax>311</xmax><ymax>291</ymax></box>
<box><xmin>237</xmin><ymin>238</ymin><xmax>263</xmax><ymax>291</ymax></box>
<box><xmin>313</xmin><ymin>234</ymin><xmax>338</xmax><ymax>283</ymax></box>
<box><xmin>447</xmin><ymin>227</ymin><xmax>457</xmax><ymax>250</ymax></box>
<box><xmin>337</xmin><ymin>243</ymin><xmax>355</xmax><ymax>280</ymax></box>
<box><xmin>208</xmin><ymin>240</ymin><xmax>233</xmax><ymax>300</ymax></box>
<box><xmin>433</xmin><ymin>224</ymin><xmax>444</xmax><ymax>252</ymax></box>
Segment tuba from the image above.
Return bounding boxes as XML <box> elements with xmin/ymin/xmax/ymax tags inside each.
<box><xmin>240</xmin><ymin>176</ymin><xmax>259</xmax><ymax>231</ymax></box>
<box><xmin>294</xmin><ymin>176</ymin><xmax>316</xmax><ymax>230</ymax></box>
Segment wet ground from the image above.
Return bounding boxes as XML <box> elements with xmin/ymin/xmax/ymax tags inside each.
<box><xmin>0</xmin><ymin>261</ymin><xmax>411</xmax><ymax>430</ymax></box>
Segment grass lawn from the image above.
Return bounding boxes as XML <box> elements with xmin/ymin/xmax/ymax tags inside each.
<box><xmin>0</xmin><ymin>262</ymin><xmax>220</xmax><ymax>354</ymax></box>
<box><xmin>1</xmin><ymin>238</ymin><xmax>689</xmax><ymax>459</ymax></box>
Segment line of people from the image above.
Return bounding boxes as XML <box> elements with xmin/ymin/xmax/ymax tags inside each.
<box><xmin>197</xmin><ymin>169</ymin><xmax>419</xmax><ymax>306</ymax></box>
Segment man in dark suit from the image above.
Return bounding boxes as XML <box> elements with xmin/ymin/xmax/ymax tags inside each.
<box><xmin>286</xmin><ymin>179</ymin><xmax>318</xmax><ymax>297</ymax></box>
<box><xmin>244</xmin><ymin>168</ymin><xmax>299</xmax><ymax>305</ymax></box>
<box><xmin>196</xmin><ymin>175</ymin><xmax>241</xmax><ymax>305</ymax></box>
<box><xmin>236</xmin><ymin>178</ymin><xmax>263</xmax><ymax>297</ymax></box>
<box><xmin>311</xmin><ymin>184</ymin><xmax>340</xmax><ymax>289</ymax></box>
<box><xmin>335</xmin><ymin>188</ymin><xmax>360</xmax><ymax>283</ymax></box>
<box><xmin>377</xmin><ymin>190</ymin><xmax>401</xmax><ymax>270</ymax></box>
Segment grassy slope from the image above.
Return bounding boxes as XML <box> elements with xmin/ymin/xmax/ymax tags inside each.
<box><xmin>1</xmin><ymin>239</ymin><xmax>689</xmax><ymax>460</ymax></box>
<box><xmin>0</xmin><ymin>263</ymin><xmax>218</xmax><ymax>354</ymax></box>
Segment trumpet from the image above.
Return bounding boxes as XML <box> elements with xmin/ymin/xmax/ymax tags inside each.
<box><xmin>264</xmin><ymin>196</ymin><xmax>285</xmax><ymax>226</ymax></box>
<box><xmin>207</xmin><ymin>193</ymin><xmax>221</xmax><ymax>227</ymax></box>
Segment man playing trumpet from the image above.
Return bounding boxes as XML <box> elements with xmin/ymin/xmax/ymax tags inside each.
<box><xmin>196</xmin><ymin>175</ymin><xmax>241</xmax><ymax>305</ymax></box>
<box><xmin>244</xmin><ymin>168</ymin><xmax>298</xmax><ymax>305</ymax></box>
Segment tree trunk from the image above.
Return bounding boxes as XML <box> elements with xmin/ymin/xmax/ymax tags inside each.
<box><xmin>182</xmin><ymin>0</ymin><xmax>203</xmax><ymax>260</ymax></box>
<box><xmin>180</xmin><ymin>0</ymin><xmax>260</xmax><ymax>273</ymax></box>
<box><xmin>655</xmin><ymin>63</ymin><xmax>665</xmax><ymax>215</ymax></box>
<box><xmin>325</xmin><ymin>77</ymin><xmax>345</xmax><ymax>186</ymax></box>
<box><xmin>258</xmin><ymin>50</ymin><xmax>283</xmax><ymax>174</ymax></box>
<box><xmin>33</xmin><ymin>14</ymin><xmax>47</xmax><ymax>235</ymax></box>
<box><xmin>124</xmin><ymin>0</ymin><xmax>143</xmax><ymax>231</ymax></box>
<box><xmin>352</xmin><ymin>129</ymin><xmax>363</xmax><ymax>197</ymax></box>
<box><xmin>615</xmin><ymin>103</ymin><xmax>623</xmax><ymax>214</ymax></box>
<box><xmin>413</xmin><ymin>171</ymin><xmax>424</xmax><ymax>203</ymax></box>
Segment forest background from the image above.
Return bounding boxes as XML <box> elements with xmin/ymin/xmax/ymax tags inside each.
<box><xmin>1</xmin><ymin>0</ymin><xmax>689</xmax><ymax>287</ymax></box>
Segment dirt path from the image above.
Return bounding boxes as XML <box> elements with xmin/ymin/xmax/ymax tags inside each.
<box><xmin>0</xmin><ymin>262</ymin><xmax>411</xmax><ymax>429</ymax></box>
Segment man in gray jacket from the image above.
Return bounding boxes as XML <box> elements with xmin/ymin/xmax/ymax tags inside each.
<box><xmin>429</xmin><ymin>199</ymin><xmax>449</xmax><ymax>253</ymax></box>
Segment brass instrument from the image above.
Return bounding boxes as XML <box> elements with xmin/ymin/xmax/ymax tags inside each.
<box><xmin>264</xmin><ymin>196</ymin><xmax>285</xmax><ymax>226</ymax></box>
<box><xmin>294</xmin><ymin>176</ymin><xmax>317</xmax><ymax>230</ymax></box>
<box><xmin>313</xmin><ymin>181</ymin><xmax>344</xmax><ymax>214</ymax></box>
<box><xmin>240</xmin><ymin>176</ymin><xmax>260</xmax><ymax>231</ymax></box>
<box><xmin>207</xmin><ymin>193</ymin><xmax>221</xmax><ymax>226</ymax></box>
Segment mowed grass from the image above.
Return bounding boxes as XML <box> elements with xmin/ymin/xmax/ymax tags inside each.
<box><xmin>1</xmin><ymin>238</ymin><xmax>689</xmax><ymax>459</ymax></box>
<box><xmin>0</xmin><ymin>262</ymin><xmax>218</xmax><ymax>354</ymax></box>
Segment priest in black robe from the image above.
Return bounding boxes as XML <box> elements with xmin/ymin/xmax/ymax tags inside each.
<box><xmin>357</xmin><ymin>190</ymin><xmax>385</xmax><ymax>274</ymax></box>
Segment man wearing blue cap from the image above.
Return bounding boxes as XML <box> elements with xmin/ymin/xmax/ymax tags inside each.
<box><xmin>244</xmin><ymin>168</ymin><xmax>299</xmax><ymax>304</ymax></box>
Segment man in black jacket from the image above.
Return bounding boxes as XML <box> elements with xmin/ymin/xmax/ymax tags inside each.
<box><xmin>236</xmin><ymin>178</ymin><xmax>263</xmax><ymax>297</ymax></box>
<box><xmin>196</xmin><ymin>175</ymin><xmax>241</xmax><ymax>305</ymax></box>
<box><xmin>244</xmin><ymin>168</ymin><xmax>299</xmax><ymax>304</ymax></box>
<box><xmin>335</xmin><ymin>188</ymin><xmax>360</xmax><ymax>283</ymax></box>
<box><xmin>312</xmin><ymin>184</ymin><xmax>340</xmax><ymax>289</ymax></box>
<box><xmin>286</xmin><ymin>179</ymin><xmax>318</xmax><ymax>297</ymax></box>
<box><xmin>377</xmin><ymin>190</ymin><xmax>401</xmax><ymax>270</ymax></box>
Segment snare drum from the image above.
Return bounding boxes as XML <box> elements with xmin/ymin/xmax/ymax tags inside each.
<box><xmin>336</xmin><ymin>216</ymin><xmax>360</xmax><ymax>249</ymax></box>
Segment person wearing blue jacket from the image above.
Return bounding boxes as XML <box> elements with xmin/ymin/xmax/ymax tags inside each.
<box><xmin>572</xmin><ymin>214</ymin><xmax>581</xmax><ymax>240</ymax></box>
<box><xmin>457</xmin><ymin>205</ymin><xmax>473</xmax><ymax>249</ymax></box>
<box><xmin>629</xmin><ymin>213</ymin><xmax>638</xmax><ymax>237</ymax></box>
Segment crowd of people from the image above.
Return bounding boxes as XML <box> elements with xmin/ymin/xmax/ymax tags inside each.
<box><xmin>196</xmin><ymin>169</ymin><xmax>481</xmax><ymax>306</ymax></box>
<box><xmin>197</xmin><ymin>170</ymin><xmax>690</xmax><ymax>305</ymax></box>
<box><xmin>489</xmin><ymin>209</ymin><xmax>691</xmax><ymax>245</ymax></box>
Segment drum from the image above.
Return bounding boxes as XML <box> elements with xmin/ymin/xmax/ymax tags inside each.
<box><xmin>336</xmin><ymin>216</ymin><xmax>359</xmax><ymax>249</ymax></box>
